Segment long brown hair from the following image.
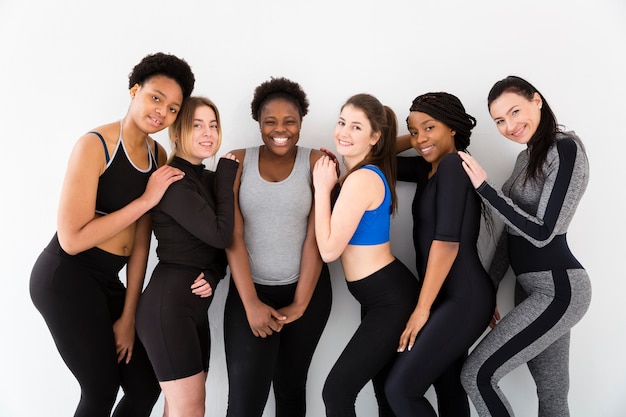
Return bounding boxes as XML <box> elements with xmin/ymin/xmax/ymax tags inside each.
<box><xmin>340</xmin><ymin>94</ymin><xmax>398</xmax><ymax>214</ymax></box>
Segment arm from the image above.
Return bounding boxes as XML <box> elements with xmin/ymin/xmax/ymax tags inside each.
<box><xmin>57</xmin><ymin>133</ymin><xmax>184</xmax><ymax>255</ymax></box>
<box><xmin>459</xmin><ymin>139</ymin><xmax>586</xmax><ymax>247</ymax></box>
<box><xmin>398</xmin><ymin>240</ymin><xmax>459</xmax><ymax>352</ymax></box>
<box><xmin>159</xmin><ymin>157</ymin><xmax>239</xmax><ymax>248</ymax></box>
<box><xmin>395</xmin><ymin>133</ymin><xmax>413</xmax><ymax>154</ymax></box>
<box><xmin>276</xmin><ymin>151</ymin><xmax>325</xmax><ymax>325</ymax></box>
<box><xmin>225</xmin><ymin>150</ymin><xmax>286</xmax><ymax>338</ymax></box>
<box><xmin>113</xmin><ymin>213</ymin><xmax>152</xmax><ymax>363</ymax></box>
<box><xmin>313</xmin><ymin>158</ymin><xmax>378</xmax><ymax>262</ymax></box>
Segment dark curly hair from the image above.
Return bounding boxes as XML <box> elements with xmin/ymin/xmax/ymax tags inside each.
<box><xmin>250</xmin><ymin>77</ymin><xmax>309</xmax><ymax>121</ymax></box>
<box><xmin>488</xmin><ymin>75</ymin><xmax>560</xmax><ymax>182</ymax></box>
<box><xmin>408</xmin><ymin>92</ymin><xmax>476</xmax><ymax>151</ymax></box>
<box><xmin>128</xmin><ymin>52</ymin><xmax>195</xmax><ymax>100</ymax></box>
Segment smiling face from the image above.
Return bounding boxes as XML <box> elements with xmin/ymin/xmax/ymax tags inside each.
<box><xmin>259</xmin><ymin>98</ymin><xmax>302</xmax><ymax>157</ymax></box>
<box><xmin>407</xmin><ymin>111</ymin><xmax>456</xmax><ymax>171</ymax></box>
<box><xmin>177</xmin><ymin>105</ymin><xmax>220</xmax><ymax>165</ymax></box>
<box><xmin>489</xmin><ymin>91</ymin><xmax>542</xmax><ymax>145</ymax></box>
<box><xmin>128</xmin><ymin>75</ymin><xmax>184</xmax><ymax>134</ymax></box>
<box><xmin>334</xmin><ymin>104</ymin><xmax>380</xmax><ymax>168</ymax></box>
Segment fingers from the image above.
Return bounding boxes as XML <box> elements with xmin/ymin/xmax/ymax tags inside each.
<box><xmin>191</xmin><ymin>277</ymin><xmax>213</xmax><ymax>297</ymax></box>
<box><xmin>397</xmin><ymin>328</ymin><xmax>416</xmax><ymax>353</ymax></box>
<box><xmin>116</xmin><ymin>345</ymin><xmax>133</xmax><ymax>364</ymax></box>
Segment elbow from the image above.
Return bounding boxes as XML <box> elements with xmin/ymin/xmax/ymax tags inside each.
<box><xmin>319</xmin><ymin>248</ymin><xmax>340</xmax><ymax>263</ymax></box>
<box><xmin>57</xmin><ymin>234</ymin><xmax>81</xmax><ymax>256</ymax></box>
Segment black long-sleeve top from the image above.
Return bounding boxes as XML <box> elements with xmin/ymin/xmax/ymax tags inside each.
<box><xmin>151</xmin><ymin>156</ymin><xmax>238</xmax><ymax>288</ymax></box>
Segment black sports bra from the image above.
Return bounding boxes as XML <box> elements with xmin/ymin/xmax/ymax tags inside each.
<box><xmin>91</xmin><ymin>124</ymin><xmax>158</xmax><ymax>215</ymax></box>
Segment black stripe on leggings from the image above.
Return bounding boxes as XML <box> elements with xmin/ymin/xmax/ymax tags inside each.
<box><xmin>476</xmin><ymin>270</ymin><xmax>572</xmax><ymax>416</ymax></box>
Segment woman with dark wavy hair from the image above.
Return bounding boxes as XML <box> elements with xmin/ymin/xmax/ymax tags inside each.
<box><xmin>459</xmin><ymin>76</ymin><xmax>591</xmax><ymax>416</ymax></box>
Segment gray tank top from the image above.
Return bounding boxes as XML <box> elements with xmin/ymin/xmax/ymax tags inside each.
<box><xmin>239</xmin><ymin>146</ymin><xmax>313</xmax><ymax>285</ymax></box>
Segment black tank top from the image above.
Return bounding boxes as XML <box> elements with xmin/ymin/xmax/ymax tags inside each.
<box><xmin>90</xmin><ymin>124</ymin><xmax>158</xmax><ymax>215</ymax></box>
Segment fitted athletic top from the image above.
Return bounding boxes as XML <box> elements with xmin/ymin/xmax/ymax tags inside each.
<box><xmin>348</xmin><ymin>165</ymin><xmax>391</xmax><ymax>246</ymax></box>
<box><xmin>476</xmin><ymin>132</ymin><xmax>588</xmax><ymax>278</ymax></box>
<box><xmin>92</xmin><ymin>121</ymin><xmax>158</xmax><ymax>215</ymax></box>
<box><xmin>151</xmin><ymin>156</ymin><xmax>238</xmax><ymax>289</ymax></box>
<box><xmin>239</xmin><ymin>146</ymin><xmax>312</xmax><ymax>286</ymax></box>
<box><xmin>397</xmin><ymin>153</ymin><xmax>489</xmax><ymax>295</ymax></box>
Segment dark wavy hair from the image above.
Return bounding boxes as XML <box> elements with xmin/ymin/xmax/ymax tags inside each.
<box><xmin>408</xmin><ymin>92</ymin><xmax>476</xmax><ymax>151</ymax></box>
<box><xmin>341</xmin><ymin>93</ymin><xmax>399</xmax><ymax>214</ymax></box>
<box><xmin>250</xmin><ymin>77</ymin><xmax>309</xmax><ymax>121</ymax></box>
<box><xmin>488</xmin><ymin>75</ymin><xmax>561</xmax><ymax>182</ymax></box>
<box><xmin>128</xmin><ymin>52</ymin><xmax>195</xmax><ymax>100</ymax></box>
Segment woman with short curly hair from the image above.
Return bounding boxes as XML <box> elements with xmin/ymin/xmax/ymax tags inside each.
<box><xmin>30</xmin><ymin>52</ymin><xmax>195</xmax><ymax>417</ymax></box>
<box><xmin>223</xmin><ymin>77</ymin><xmax>332</xmax><ymax>417</ymax></box>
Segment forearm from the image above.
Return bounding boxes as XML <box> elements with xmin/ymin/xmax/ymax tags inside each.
<box><xmin>314</xmin><ymin>190</ymin><xmax>336</xmax><ymax>262</ymax></box>
<box><xmin>293</xmin><ymin>234</ymin><xmax>323</xmax><ymax>310</ymax></box>
<box><xmin>58</xmin><ymin>197</ymin><xmax>152</xmax><ymax>255</ymax></box>
<box><xmin>120</xmin><ymin>215</ymin><xmax>151</xmax><ymax>320</ymax></box>
<box><xmin>225</xmin><ymin>239</ymin><xmax>259</xmax><ymax>307</ymax></box>
<box><xmin>415</xmin><ymin>240</ymin><xmax>459</xmax><ymax>311</ymax></box>
<box><xmin>395</xmin><ymin>134</ymin><xmax>413</xmax><ymax>154</ymax></box>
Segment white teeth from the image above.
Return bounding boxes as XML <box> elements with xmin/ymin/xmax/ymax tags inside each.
<box><xmin>273</xmin><ymin>137</ymin><xmax>288</xmax><ymax>143</ymax></box>
<box><xmin>338</xmin><ymin>140</ymin><xmax>351</xmax><ymax>146</ymax></box>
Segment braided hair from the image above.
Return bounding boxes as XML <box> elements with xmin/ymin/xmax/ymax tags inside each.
<box><xmin>408</xmin><ymin>92</ymin><xmax>476</xmax><ymax>151</ymax></box>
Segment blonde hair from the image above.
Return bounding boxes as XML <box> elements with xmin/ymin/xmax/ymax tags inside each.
<box><xmin>167</xmin><ymin>96</ymin><xmax>222</xmax><ymax>163</ymax></box>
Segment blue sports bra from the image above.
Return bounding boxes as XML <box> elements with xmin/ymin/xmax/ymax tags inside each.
<box><xmin>348</xmin><ymin>165</ymin><xmax>391</xmax><ymax>246</ymax></box>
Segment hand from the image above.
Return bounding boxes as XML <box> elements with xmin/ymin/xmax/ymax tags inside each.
<box><xmin>191</xmin><ymin>272</ymin><xmax>213</xmax><ymax>298</ymax></box>
<box><xmin>313</xmin><ymin>155</ymin><xmax>338</xmax><ymax>194</ymax></box>
<box><xmin>245</xmin><ymin>299</ymin><xmax>287</xmax><ymax>338</ymax></box>
<box><xmin>489</xmin><ymin>305</ymin><xmax>501</xmax><ymax>329</ymax></box>
<box><xmin>397</xmin><ymin>308</ymin><xmax>430</xmax><ymax>352</ymax></box>
<box><xmin>142</xmin><ymin>165</ymin><xmax>185</xmax><ymax>207</ymax></box>
<box><xmin>320</xmin><ymin>147</ymin><xmax>341</xmax><ymax>177</ymax></box>
<box><xmin>458</xmin><ymin>151</ymin><xmax>488</xmax><ymax>188</ymax></box>
<box><xmin>276</xmin><ymin>303</ymin><xmax>306</xmax><ymax>326</ymax></box>
<box><xmin>221</xmin><ymin>152</ymin><xmax>239</xmax><ymax>163</ymax></box>
<box><xmin>112</xmin><ymin>316</ymin><xmax>135</xmax><ymax>364</ymax></box>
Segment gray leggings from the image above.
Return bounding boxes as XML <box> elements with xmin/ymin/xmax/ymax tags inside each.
<box><xmin>461</xmin><ymin>268</ymin><xmax>591</xmax><ymax>417</ymax></box>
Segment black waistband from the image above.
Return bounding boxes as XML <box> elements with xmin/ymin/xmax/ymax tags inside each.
<box><xmin>508</xmin><ymin>233</ymin><xmax>583</xmax><ymax>275</ymax></box>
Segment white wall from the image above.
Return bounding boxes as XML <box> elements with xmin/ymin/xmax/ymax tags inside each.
<box><xmin>1</xmin><ymin>0</ymin><xmax>624</xmax><ymax>415</ymax></box>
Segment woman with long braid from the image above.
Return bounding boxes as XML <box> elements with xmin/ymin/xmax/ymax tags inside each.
<box><xmin>385</xmin><ymin>92</ymin><xmax>495</xmax><ymax>416</ymax></box>
<box><xmin>458</xmin><ymin>76</ymin><xmax>591</xmax><ymax>416</ymax></box>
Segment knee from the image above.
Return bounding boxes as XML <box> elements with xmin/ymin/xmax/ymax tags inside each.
<box><xmin>323</xmin><ymin>379</ymin><xmax>352</xmax><ymax>414</ymax></box>
<box><xmin>384</xmin><ymin>374</ymin><xmax>404</xmax><ymax>408</ymax></box>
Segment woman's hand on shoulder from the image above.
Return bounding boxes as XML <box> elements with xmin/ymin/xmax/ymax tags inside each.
<box><xmin>318</xmin><ymin>147</ymin><xmax>341</xmax><ymax>177</ymax></box>
<box><xmin>140</xmin><ymin>165</ymin><xmax>185</xmax><ymax>208</ymax></box>
<box><xmin>458</xmin><ymin>151</ymin><xmax>488</xmax><ymax>188</ymax></box>
<box><xmin>313</xmin><ymin>155</ymin><xmax>338</xmax><ymax>194</ymax></box>
<box><xmin>220</xmin><ymin>152</ymin><xmax>240</xmax><ymax>163</ymax></box>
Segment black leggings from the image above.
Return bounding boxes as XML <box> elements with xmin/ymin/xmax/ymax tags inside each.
<box><xmin>30</xmin><ymin>235</ymin><xmax>160</xmax><ymax>417</ymax></box>
<box><xmin>224</xmin><ymin>265</ymin><xmax>332</xmax><ymax>417</ymax></box>
<box><xmin>323</xmin><ymin>259</ymin><xmax>419</xmax><ymax>417</ymax></box>
<box><xmin>384</xmin><ymin>267</ymin><xmax>495</xmax><ymax>417</ymax></box>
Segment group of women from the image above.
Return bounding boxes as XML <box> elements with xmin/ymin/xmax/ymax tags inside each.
<box><xmin>29</xmin><ymin>51</ymin><xmax>591</xmax><ymax>417</ymax></box>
